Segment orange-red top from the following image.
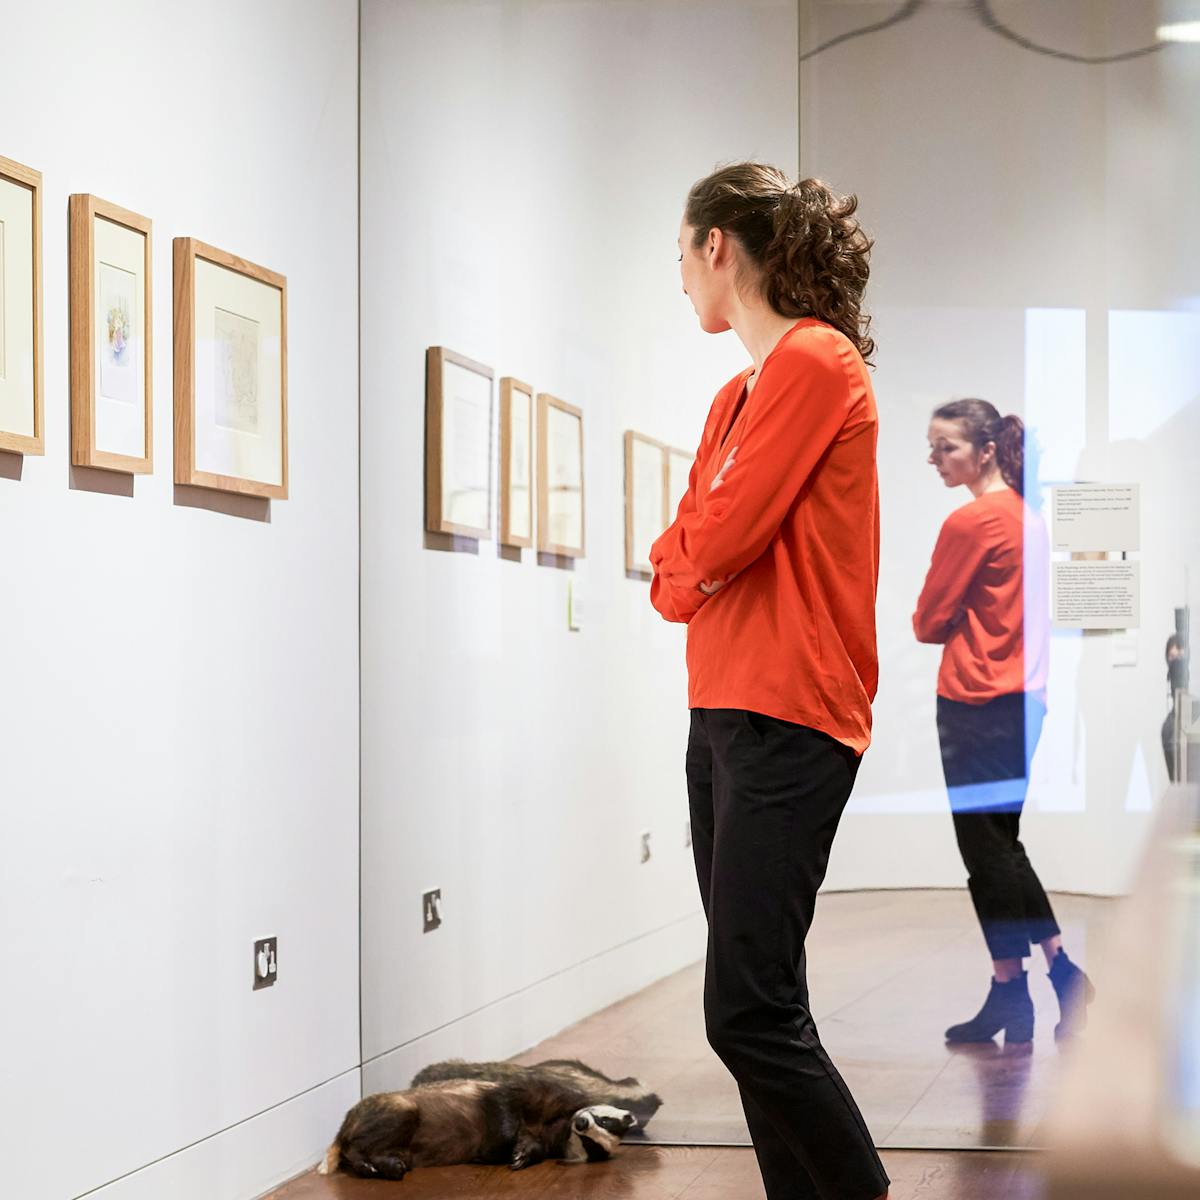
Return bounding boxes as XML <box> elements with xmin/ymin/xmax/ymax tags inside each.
<box><xmin>649</xmin><ymin>319</ymin><xmax>880</xmax><ymax>755</ymax></box>
<box><xmin>913</xmin><ymin>488</ymin><xmax>1049</xmax><ymax>704</ymax></box>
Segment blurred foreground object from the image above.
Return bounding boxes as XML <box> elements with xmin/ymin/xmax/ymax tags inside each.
<box><xmin>1045</xmin><ymin>785</ymin><xmax>1200</xmax><ymax>1198</ymax></box>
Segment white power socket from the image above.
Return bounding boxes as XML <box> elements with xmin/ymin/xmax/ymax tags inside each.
<box><xmin>423</xmin><ymin>888</ymin><xmax>443</xmax><ymax>933</ymax></box>
<box><xmin>253</xmin><ymin>937</ymin><xmax>278</xmax><ymax>990</ymax></box>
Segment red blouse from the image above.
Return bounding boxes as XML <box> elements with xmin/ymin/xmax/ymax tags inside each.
<box><xmin>913</xmin><ymin>487</ymin><xmax>1049</xmax><ymax>704</ymax></box>
<box><xmin>650</xmin><ymin>319</ymin><xmax>880</xmax><ymax>755</ymax></box>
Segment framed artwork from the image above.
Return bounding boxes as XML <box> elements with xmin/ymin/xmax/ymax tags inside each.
<box><xmin>425</xmin><ymin>346</ymin><xmax>494</xmax><ymax>539</ymax></box>
<box><xmin>69</xmin><ymin>195</ymin><xmax>152</xmax><ymax>473</ymax></box>
<box><xmin>624</xmin><ymin>430</ymin><xmax>667</xmax><ymax>576</ymax></box>
<box><xmin>0</xmin><ymin>155</ymin><xmax>43</xmax><ymax>455</ymax></box>
<box><xmin>499</xmin><ymin>376</ymin><xmax>533</xmax><ymax>548</ymax></box>
<box><xmin>665</xmin><ymin>446</ymin><xmax>693</xmax><ymax>524</ymax></box>
<box><xmin>537</xmin><ymin>393</ymin><xmax>584</xmax><ymax>558</ymax></box>
<box><xmin>173</xmin><ymin>238</ymin><xmax>287</xmax><ymax>498</ymax></box>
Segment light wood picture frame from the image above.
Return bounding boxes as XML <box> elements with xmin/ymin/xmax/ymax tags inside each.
<box><xmin>0</xmin><ymin>155</ymin><xmax>43</xmax><ymax>455</ymax></box>
<box><xmin>624</xmin><ymin>430</ymin><xmax>667</xmax><ymax>576</ymax></box>
<box><xmin>173</xmin><ymin>237</ymin><xmax>288</xmax><ymax>499</ymax></box>
<box><xmin>499</xmin><ymin>376</ymin><xmax>534</xmax><ymax>548</ymax></box>
<box><xmin>537</xmin><ymin>393</ymin><xmax>585</xmax><ymax>558</ymax></box>
<box><xmin>69</xmin><ymin>195</ymin><xmax>153</xmax><ymax>473</ymax></box>
<box><xmin>425</xmin><ymin>346</ymin><xmax>494</xmax><ymax>539</ymax></box>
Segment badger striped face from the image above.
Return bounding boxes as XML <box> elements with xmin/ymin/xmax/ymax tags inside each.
<box><xmin>568</xmin><ymin>1105</ymin><xmax>637</xmax><ymax>1161</ymax></box>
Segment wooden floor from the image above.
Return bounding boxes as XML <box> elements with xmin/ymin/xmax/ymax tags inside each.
<box><xmin>511</xmin><ymin>891</ymin><xmax>1115</xmax><ymax>1150</ymax></box>
<box><xmin>269</xmin><ymin>1145</ymin><xmax>1045</xmax><ymax>1200</ymax></box>
<box><xmin>270</xmin><ymin>889</ymin><xmax>1114</xmax><ymax>1199</ymax></box>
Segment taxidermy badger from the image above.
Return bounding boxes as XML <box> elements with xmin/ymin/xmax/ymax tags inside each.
<box><xmin>318</xmin><ymin>1058</ymin><xmax>659</xmax><ymax>1180</ymax></box>
<box><xmin>412</xmin><ymin>1058</ymin><xmax>663</xmax><ymax>1127</ymax></box>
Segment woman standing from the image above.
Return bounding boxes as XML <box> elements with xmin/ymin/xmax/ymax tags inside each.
<box><xmin>914</xmin><ymin>400</ymin><xmax>1094</xmax><ymax>1044</ymax></box>
<box><xmin>650</xmin><ymin>163</ymin><xmax>888</xmax><ymax>1200</ymax></box>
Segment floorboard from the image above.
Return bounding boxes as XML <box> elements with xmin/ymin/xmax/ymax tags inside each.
<box><xmin>269</xmin><ymin>889</ymin><xmax>1114</xmax><ymax>1199</ymax></box>
<box><xmin>511</xmin><ymin>891</ymin><xmax>1115</xmax><ymax>1149</ymax></box>
<box><xmin>268</xmin><ymin>1145</ymin><xmax>1046</xmax><ymax>1200</ymax></box>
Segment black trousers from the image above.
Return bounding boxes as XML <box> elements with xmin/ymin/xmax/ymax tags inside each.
<box><xmin>937</xmin><ymin>693</ymin><xmax>1061</xmax><ymax>961</ymax></box>
<box><xmin>686</xmin><ymin>709</ymin><xmax>889</xmax><ymax>1200</ymax></box>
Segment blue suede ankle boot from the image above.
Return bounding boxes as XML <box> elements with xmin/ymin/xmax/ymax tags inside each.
<box><xmin>945</xmin><ymin>972</ymin><xmax>1034</xmax><ymax>1046</ymax></box>
<box><xmin>1048</xmin><ymin>949</ymin><xmax>1095</xmax><ymax>1040</ymax></box>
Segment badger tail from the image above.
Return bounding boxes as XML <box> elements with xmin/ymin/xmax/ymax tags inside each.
<box><xmin>411</xmin><ymin>1058</ymin><xmax>472</xmax><ymax>1087</ymax></box>
<box><xmin>316</xmin><ymin>1141</ymin><xmax>341</xmax><ymax>1176</ymax></box>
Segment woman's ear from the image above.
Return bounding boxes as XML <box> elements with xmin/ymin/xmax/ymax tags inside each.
<box><xmin>706</xmin><ymin>226</ymin><xmax>724</xmax><ymax>267</ymax></box>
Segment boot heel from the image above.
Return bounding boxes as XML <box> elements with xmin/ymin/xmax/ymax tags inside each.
<box><xmin>1004</xmin><ymin>1013</ymin><xmax>1034</xmax><ymax>1044</ymax></box>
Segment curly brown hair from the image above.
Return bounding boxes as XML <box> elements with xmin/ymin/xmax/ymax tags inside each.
<box><xmin>684</xmin><ymin>163</ymin><xmax>875</xmax><ymax>363</ymax></box>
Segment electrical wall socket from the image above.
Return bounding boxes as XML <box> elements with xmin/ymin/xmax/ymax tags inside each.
<box><xmin>253</xmin><ymin>937</ymin><xmax>278</xmax><ymax>990</ymax></box>
<box><xmin>640</xmin><ymin>830</ymin><xmax>652</xmax><ymax>864</ymax></box>
<box><xmin>423</xmin><ymin>888</ymin><xmax>442</xmax><ymax>933</ymax></box>
<box><xmin>684</xmin><ymin>820</ymin><xmax>692</xmax><ymax>848</ymax></box>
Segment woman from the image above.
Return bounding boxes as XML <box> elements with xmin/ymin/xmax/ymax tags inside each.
<box><xmin>650</xmin><ymin>163</ymin><xmax>889</xmax><ymax>1200</ymax></box>
<box><xmin>913</xmin><ymin>400</ymin><xmax>1094</xmax><ymax>1044</ymax></box>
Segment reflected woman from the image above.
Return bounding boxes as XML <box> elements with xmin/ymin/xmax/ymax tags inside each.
<box><xmin>914</xmin><ymin>400</ymin><xmax>1094</xmax><ymax>1044</ymax></box>
<box><xmin>650</xmin><ymin>164</ymin><xmax>889</xmax><ymax>1200</ymax></box>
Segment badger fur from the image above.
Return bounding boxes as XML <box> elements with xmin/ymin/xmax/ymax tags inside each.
<box><xmin>411</xmin><ymin>1057</ymin><xmax>663</xmax><ymax>1127</ymax></box>
<box><xmin>317</xmin><ymin>1074</ymin><xmax>637</xmax><ymax>1180</ymax></box>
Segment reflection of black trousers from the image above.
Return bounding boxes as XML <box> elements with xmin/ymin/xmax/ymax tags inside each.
<box><xmin>937</xmin><ymin>693</ymin><xmax>1061</xmax><ymax>961</ymax></box>
<box><xmin>686</xmin><ymin>709</ymin><xmax>889</xmax><ymax>1200</ymax></box>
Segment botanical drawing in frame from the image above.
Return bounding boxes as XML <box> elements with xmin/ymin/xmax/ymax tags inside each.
<box><xmin>425</xmin><ymin>347</ymin><xmax>494</xmax><ymax>540</ymax></box>
<box><xmin>173</xmin><ymin>238</ymin><xmax>288</xmax><ymax>499</ymax></box>
<box><xmin>499</xmin><ymin>376</ymin><xmax>534</xmax><ymax>548</ymax></box>
<box><xmin>537</xmin><ymin>393</ymin><xmax>585</xmax><ymax>559</ymax></box>
<box><xmin>624</xmin><ymin>430</ymin><xmax>667</xmax><ymax>577</ymax></box>
<box><xmin>69</xmin><ymin>195</ymin><xmax>153</xmax><ymax>472</ymax></box>
<box><xmin>0</xmin><ymin>155</ymin><xmax>43</xmax><ymax>455</ymax></box>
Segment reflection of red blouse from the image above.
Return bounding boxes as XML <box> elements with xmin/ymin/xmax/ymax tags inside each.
<box><xmin>913</xmin><ymin>488</ymin><xmax>1049</xmax><ymax>704</ymax></box>
<box><xmin>649</xmin><ymin>319</ymin><xmax>880</xmax><ymax>755</ymax></box>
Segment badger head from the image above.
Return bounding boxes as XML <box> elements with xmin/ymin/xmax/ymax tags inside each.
<box><xmin>563</xmin><ymin>1105</ymin><xmax>637</xmax><ymax>1163</ymax></box>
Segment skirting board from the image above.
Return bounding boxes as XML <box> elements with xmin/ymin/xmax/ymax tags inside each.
<box><xmin>78</xmin><ymin>1069</ymin><xmax>360</xmax><ymax>1200</ymax></box>
<box><xmin>363</xmin><ymin>911</ymin><xmax>708</xmax><ymax>1095</ymax></box>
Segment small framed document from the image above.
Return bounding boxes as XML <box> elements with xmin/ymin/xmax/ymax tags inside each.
<box><xmin>69</xmin><ymin>195</ymin><xmax>153</xmax><ymax>473</ymax></box>
<box><xmin>624</xmin><ymin>431</ymin><xmax>667</xmax><ymax>576</ymax></box>
<box><xmin>426</xmin><ymin>346</ymin><xmax>494</xmax><ymax>539</ymax></box>
<box><xmin>537</xmin><ymin>393</ymin><xmax>584</xmax><ymax>558</ymax></box>
<box><xmin>499</xmin><ymin>376</ymin><xmax>533</xmax><ymax>548</ymax></box>
<box><xmin>665</xmin><ymin>446</ymin><xmax>693</xmax><ymax>524</ymax></box>
<box><xmin>173</xmin><ymin>238</ymin><xmax>287</xmax><ymax>498</ymax></box>
<box><xmin>0</xmin><ymin>155</ymin><xmax>43</xmax><ymax>455</ymax></box>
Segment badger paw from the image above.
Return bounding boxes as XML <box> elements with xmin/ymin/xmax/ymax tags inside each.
<box><xmin>373</xmin><ymin>1155</ymin><xmax>410</xmax><ymax>1181</ymax></box>
<box><xmin>510</xmin><ymin>1134</ymin><xmax>543</xmax><ymax>1170</ymax></box>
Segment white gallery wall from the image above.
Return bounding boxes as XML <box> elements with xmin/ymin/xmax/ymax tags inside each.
<box><xmin>801</xmin><ymin>0</ymin><xmax>1200</xmax><ymax>896</ymax></box>
<box><xmin>0</xmin><ymin>4</ymin><xmax>360</xmax><ymax>1200</ymax></box>
<box><xmin>359</xmin><ymin>0</ymin><xmax>798</xmax><ymax>1092</ymax></box>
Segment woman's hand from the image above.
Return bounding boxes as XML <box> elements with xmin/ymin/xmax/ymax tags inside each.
<box><xmin>698</xmin><ymin>570</ymin><xmax>739</xmax><ymax>596</ymax></box>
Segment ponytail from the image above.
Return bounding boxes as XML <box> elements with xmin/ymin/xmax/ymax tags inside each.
<box><xmin>760</xmin><ymin>180</ymin><xmax>875</xmax><ymax>362</ymax></box>
<box><xmin>993</xmin><ymin>414</ymin><xmax>1025</xmax><ymax>495</ymax></box>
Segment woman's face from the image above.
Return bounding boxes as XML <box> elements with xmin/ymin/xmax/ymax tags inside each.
<box><xmin>927</xmin><ymin>418</ymin><xmax>993</xmax><ymax>489</ymax></box>
<box><xmin>678</xmin><ymin>218</ymin><xmax>733</xmax><ymax>334</ymax></box>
